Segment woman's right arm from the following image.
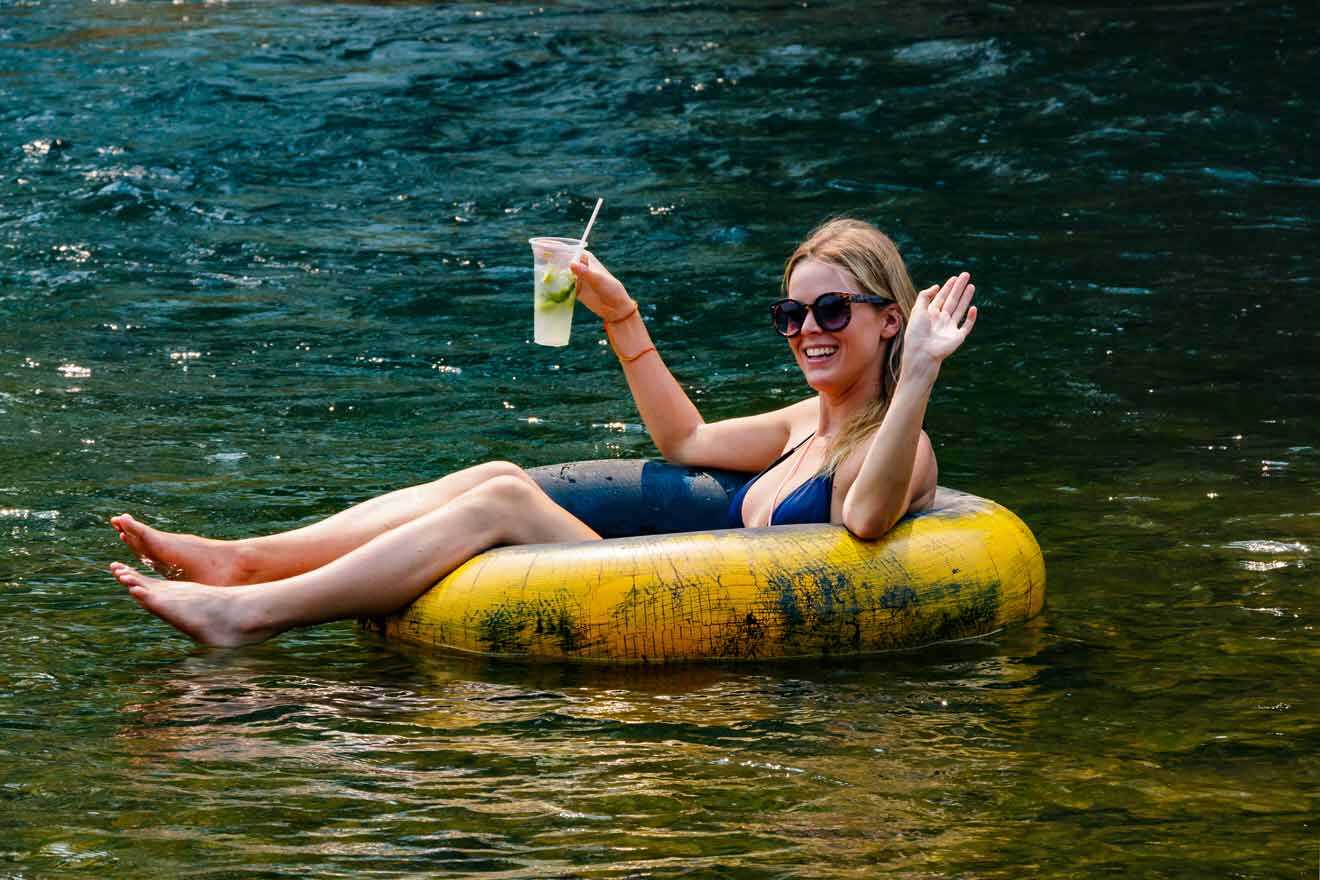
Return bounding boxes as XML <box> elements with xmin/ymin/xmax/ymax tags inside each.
<box><xmin>570</xmin><ymin>252</ymin><xmax>800</xmax><ymax>472</ymax></box>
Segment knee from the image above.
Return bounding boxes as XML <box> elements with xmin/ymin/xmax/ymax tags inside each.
<box><xmin>476</xmin><ymin>473</ymin><xmax>539</xmax><ymax>508</ymax></box>
<box><xmin>472</xmin><ymin>460</ymin><xmax>533</xmax><ymax>485</ymax></box>
<box><xmin>432</xmin><ymin>460</ymin><xmax>531</xmax><ymax>491</ymax></box>
<box><xmin>463</xmin><ymin>474</ymin><xmax>542</xmax><ymax>539</ymax></box>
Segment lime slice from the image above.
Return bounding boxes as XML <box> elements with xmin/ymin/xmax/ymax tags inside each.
<box><xmin>539</xmin><ymin>267</ymin><xmax>576</xmax><ymax>303</ymax></box>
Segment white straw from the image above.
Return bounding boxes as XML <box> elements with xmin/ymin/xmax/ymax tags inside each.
<box><xmin>572</xmin><ymin>198</ymin><xmax>603</xmax><ymax>261</ymax></box>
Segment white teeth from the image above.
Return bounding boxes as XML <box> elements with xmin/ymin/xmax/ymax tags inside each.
<box><xmin>804</xmin><ymin>346</ymin><xmax>838</xmax><ymax>358</ymax></box>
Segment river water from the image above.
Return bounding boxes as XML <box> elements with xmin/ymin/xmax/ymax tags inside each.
<box><xmin>1</xmin><ymin>1</ymin><xmax>1316</xmax><ymax>876</ymax></box>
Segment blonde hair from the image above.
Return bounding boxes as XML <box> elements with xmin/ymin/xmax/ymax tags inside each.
<box><xmin>782</xmin><ymin>217</ymin><xmax>919</xmax><ymax>474</ymax></box>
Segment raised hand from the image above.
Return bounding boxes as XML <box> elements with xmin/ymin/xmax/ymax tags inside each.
<box><xmin>569</xmin><ymin>251</ymin><xmax>636</xmax><ymax>322</ymax></box>
<box><xmin>903</xmin><ymin>271</ymin><xmax>978</xmax><ymax>371</ymax></box>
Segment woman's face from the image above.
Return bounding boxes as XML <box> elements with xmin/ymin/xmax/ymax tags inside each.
<box><xmin>784</xmin><ymin>258</ymin><xmax>901</xmax><ymax>396</ymax></box>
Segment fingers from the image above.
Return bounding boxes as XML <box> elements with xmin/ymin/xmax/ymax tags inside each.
<box><xmin>929</xmin><ymin>278</ymin><xmax>951</xmax><ymax>312</ymax></box>
<box><xmin>935</xmin><ymin>272</ymin><xmax>970</xmax><ymax>314</ymax></box>
<box><xmin>571</xmin><ymin>251</ymin><xmax>606</xmax><ymax>285</ymax></box>
<box><xmin>960</xmin><ymin>304</ymin><xmax>978</xmax><ymax>337</ymax></box>
<box><xmin>954</xmin><ymin>282</ymin><xmax>975</xmax><ymax>322</ymax></box>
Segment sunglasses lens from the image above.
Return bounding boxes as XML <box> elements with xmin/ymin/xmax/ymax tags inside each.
<box><xmin>814</xmin><ymin>294</ymin><xmax>852</xmax><ymax>331</ymax></box>
<box><xmin>772</xmin><ymin>301</ymin><xmax>805</xmax><ymax>336</ymax></box>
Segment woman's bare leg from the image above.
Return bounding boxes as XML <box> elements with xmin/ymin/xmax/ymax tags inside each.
<box><xmin>109</xmin><ymin>475</ymin><xmax>599</xmax><ymax>646</ymax></box>
<box><xmin>109</xmin><ymin>461</ymin><xmax>536</xmax><ymax>586</ymax></box>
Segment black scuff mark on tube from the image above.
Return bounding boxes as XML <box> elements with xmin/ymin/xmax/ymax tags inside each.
<box><xmin>715</xmin><ymin>610</ymin><xmax>767</xmax><ymax>659</ymax></box>
<box><xmin>767</xmin><ymin>565</ymin><xmax>867</xmax><ymax>656</ymax></box>
<box><xmin>879</xmin><ymin>586</ymin><xmax>919</xmax><ymax>611</ymax></box>
<box><xmin>773</xmin><ymin>571</ymin><xmax>805</xmax><ymax>630</ymax></box>
<box><xmin>476</xmin><ymin>604</ymin><xmax>531</xmax><ymax>655</ymax></box>
<box><xmin>475</xmin><ymin>595</ymin><xmax>590</xmax><ymax>656</ymax></box>
<box><xmin>914</xmin><ymin>583</ymin><xmax>1001</xmax><ymax>646</ymax></box>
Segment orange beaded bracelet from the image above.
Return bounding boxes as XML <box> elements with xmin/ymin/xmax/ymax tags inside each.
<box><xmin>613</xmin><ymin>343</ymin><xmax>656</xmax><ymax>363</ymax></box>
<box><xmin>603</xmin><ymin>299</ymin><xmax>652</xmax><ymax>361</ymax></box>
<box><xmin>604</xmin><ymin>300</ymin><xmax>640</xmax><ymax>324</ymax></box>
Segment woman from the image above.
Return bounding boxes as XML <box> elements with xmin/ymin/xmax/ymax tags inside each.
<box><xmin>108</xmin><ymin>218</ymin><xmax>977</xmax><ymax>646</ymax></box>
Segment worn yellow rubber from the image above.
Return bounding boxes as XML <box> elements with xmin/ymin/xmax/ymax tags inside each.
<box><xmin>363</xmin><ymin>488</ymin><xmax>1045</xmax><ymax>663</ymax></box>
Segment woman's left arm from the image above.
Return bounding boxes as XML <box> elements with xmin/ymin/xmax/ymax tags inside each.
<box><xmin>841</xmin><ymin>272</ymin><xmax>978</xmax><ymax>539</ymax></box>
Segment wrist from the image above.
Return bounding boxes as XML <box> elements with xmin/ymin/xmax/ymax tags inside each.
<box><xmin>899</xmin><ymin>356</ymin><xmax>940</xmax><ymax>386</ymax></box>
<box><xmin>604</xmin><ymin>299</ymin><xmax>640</xmax><ymax>324</ymax></box>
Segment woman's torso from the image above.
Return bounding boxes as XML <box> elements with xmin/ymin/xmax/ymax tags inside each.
<box><xmin>728</xmin><ymin>402</ymin><xmax>852</xmax><ymax>527</ymax></box>
<box><xmin>724</xmin><ymin>398</ymin><xmax>934</xmax><ymax>529</ymax></box>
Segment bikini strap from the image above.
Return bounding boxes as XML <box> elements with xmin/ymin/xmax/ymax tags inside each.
<box><xmin>767</xmin><ymin>432</ymin><xmax>818</xmax><ymax>527</ymax></box>
<box><xmin>729</xmin><ymin>432</ymin><xmax>819</xmax><ymax>529</ymax></box>
<box><xmin>758</xmin><ymin>431</ymin><xmax>815</xmax><ymax>477</ymax></box>
<box><xmin>783</xmin><ymin>431</ymin><xmax>816</xmax><ymax>461</ymax></box>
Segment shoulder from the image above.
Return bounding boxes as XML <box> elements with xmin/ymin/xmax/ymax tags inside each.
<box><xmin>781</xmin><ymin>396</ymin><xmax>821</xmax><ymax>444</ymax></box>
<box><xmin>752</xmin><ymin>395</ymin><xmax>819</xmax><ymax>440</ymax></box>
<box><xmin>779</xmin><ymin>395</ymin><xmax>820</xmax><ymax>426</ymax></box>
<box><xmin>775</xmin><ymin>395</ymin><xmax>819</xmax><ymax>418</ymax></box>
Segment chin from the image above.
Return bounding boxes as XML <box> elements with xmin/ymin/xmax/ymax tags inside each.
<box><xmin>797</xmin><ymin>361</ymin><xmax>846</xmax><ymax>393</ymax></box>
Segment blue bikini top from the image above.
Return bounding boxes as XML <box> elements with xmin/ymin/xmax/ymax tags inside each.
<box><xmin>724</xmin><ymin>433</ymin><xmax>835</xmax><ymax>528</ymax></box>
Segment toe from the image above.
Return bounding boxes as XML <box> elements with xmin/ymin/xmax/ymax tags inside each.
<box><xmin>111</xmin><ymin>563</ymin><xmax>144</xmax><ymax>587</ymax></box>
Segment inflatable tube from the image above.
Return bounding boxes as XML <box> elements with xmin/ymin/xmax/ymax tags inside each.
<box><xmin>360</xmin><ymin>460</ymin><xmax>1045</xmax><ymax>663</ymax></box>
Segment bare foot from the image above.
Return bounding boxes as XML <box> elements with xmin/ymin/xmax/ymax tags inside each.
<box><xmin>109</xmin><ymin>514</ymin><xmax>257</xmax><ymax>586</ymax></box>
<box><xmin>110</xmin><ymin>562</ymin><xmax>280</xmax><ymax>647</ymax></box>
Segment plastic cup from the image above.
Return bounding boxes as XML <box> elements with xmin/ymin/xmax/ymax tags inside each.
<box><xmin>529</xmin><ymin>236</ymin><xmax>581</xmax><ymax>347</ymax></box>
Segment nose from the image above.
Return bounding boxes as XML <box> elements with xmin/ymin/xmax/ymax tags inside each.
<box><xmin>799</xmin><ymin>305</ymin><xmax>822</xmax><ymax>336</ymax></box>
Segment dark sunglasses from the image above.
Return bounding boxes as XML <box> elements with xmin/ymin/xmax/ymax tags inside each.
<box><xmin>769</xmin><ymin>292</ymin><xmax>894</xmax><ymax>337</ymax></box>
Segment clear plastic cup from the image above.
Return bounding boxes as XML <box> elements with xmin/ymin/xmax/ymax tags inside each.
<box><xmin>528</xmin><ymin>236</ymin><xmax>582</xmax><ymax>347</ymax></box>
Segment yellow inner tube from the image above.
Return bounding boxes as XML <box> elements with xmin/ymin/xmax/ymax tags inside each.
<box><xmin>363</xmin><ymin>486</ymin><xmax>1045</xmax><ymax>663</ymax></box>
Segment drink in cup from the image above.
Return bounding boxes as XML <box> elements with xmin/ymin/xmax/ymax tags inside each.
<box><xmin>529</xmin><ymin>236</ymin><xmax>581</xmax><ymax>347</ymax></box>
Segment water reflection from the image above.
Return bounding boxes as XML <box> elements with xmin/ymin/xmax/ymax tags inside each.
<box><xmin>101</xmin><ymin>630</ymin><xmax>1053</xmax><ymax>872</ymax></box>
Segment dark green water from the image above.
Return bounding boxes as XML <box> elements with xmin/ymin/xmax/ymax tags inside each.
<box><xmin>2</xmin><ymin>1</ymin><xmax>1316</xmax><ymax>876</ymax></box>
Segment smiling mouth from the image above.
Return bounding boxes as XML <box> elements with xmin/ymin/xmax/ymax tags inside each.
<box><xmin>803</xmin><ymin>345</ymin><xmax>838</xmax><ymax>362</ymax></box>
